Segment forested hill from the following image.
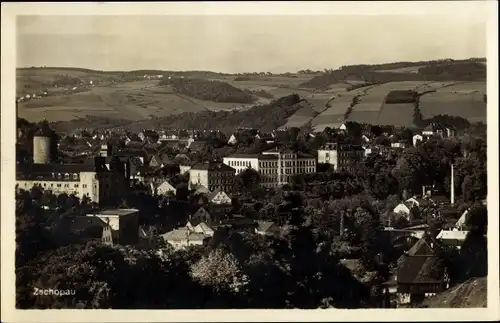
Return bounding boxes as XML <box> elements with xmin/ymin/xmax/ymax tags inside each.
<box><xmin>301</xmin><ymin>58</ymin><xmax>487</xmax><ymax>89</ymax></box>
<box><xmin>123</xmin><ymin>94</ymin><xmax>303</xmax><ymax>134</ymax></box>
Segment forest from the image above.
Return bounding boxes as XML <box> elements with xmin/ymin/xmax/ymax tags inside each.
<box><xmin>158</xmin><ymin>78</ymin><xmax>258</xmax><ymax>104</ymax></box>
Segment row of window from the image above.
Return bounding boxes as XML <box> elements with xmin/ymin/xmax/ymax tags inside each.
<box><xmin>227</xmin><ymin>160</ymin><xmax>254</xmax><ymax>167</ymax></box>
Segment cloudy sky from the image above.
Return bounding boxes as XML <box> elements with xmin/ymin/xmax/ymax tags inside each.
<box><xmin>17</xmin><ymin>14</ymin><xmax>487</xmax><ymax>73</ymax></box>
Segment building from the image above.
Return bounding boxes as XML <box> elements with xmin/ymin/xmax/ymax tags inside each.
<box><xmin>436</xmin><ymin>229</ymin><xmax>469</xmax><ymax>250</ymax></box>
<box><xmin>161</xmin><ymin>228</ymin><xmax>210</xmax><ymax>250</ymax></box>
<box><xmin>207</xmin><ymin>189</ymin><xmax>232</xmax><ymax>205</ymax></box>
<box><xmin>86</xmin><ymin>209</ymin><xmax>140</xmax><ymax>245</ymax></box>
<box><xmin>412</xmin><ymin>134</ymin><xmax>424</xmax><ymax>147</ymax></box>
<box><xmin>155</xmin><ymin>180</ymin><xmax>177</xmax><ymax>196</ymax></box>
<box><xmin>255</xmin><ymin>221</ymin><xmax>280</xmax><ymax>236</ymax></box>
<box><xmin>396</xmin><ymin>238</ymin><xmax>445</xmax><ymax>306</ymax></box>
<box><xmin>222</xmin><ymin>154</ymin><xmax>260</xmax><ymax>175</ymax></box>
<box><xmin>317</xmin><ymin>143</ymin><xmax>365</xmax><ymax>171</ymax></box>
<box><xmin>422</xmin><ymin>123</ymin><xmax>457</xmax><ymax>139</ymax></box>
<box><xmin>224</xmin><ymin>149</ymin><xmax>316</xmax><ymax>188</ymax></box>
<box><xmin>16</xmin><ymin>161</ymin><xmax>117</xmax><ymax>205</ymax></box>
<box><xmin>189</xmin><ymin>162</ymin><xmax>235</xmax><ymax>192</ymax></box>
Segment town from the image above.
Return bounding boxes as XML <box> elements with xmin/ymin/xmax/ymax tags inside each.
<box><xmin>15</xmin><ymin>114</ymin><xmax>487</xmax><ymax>309</ymax></box>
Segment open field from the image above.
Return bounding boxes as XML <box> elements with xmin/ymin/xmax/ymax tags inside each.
<box><xmin>16</xmin><ymin>66</ymin><xmax>487</xmax><ymax>127</ymax></box>
<box><xmin>419</xmin><ymin>91</ymin><xmax>486</xmax><ymax>122</ymax></box>
<box><xmin>377</xmin><ymin>103</ymin><xmax>416</xmax><ymax>127</ymax></box>
<box><xmin>346</xmin><ymin>111</ymin><xmax>380</xmax><ymax>124</ymax></box>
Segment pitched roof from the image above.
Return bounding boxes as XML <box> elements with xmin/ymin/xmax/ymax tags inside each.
<box><xmin>407</xmin><ymin>238</ymin><xmax>434</xmax><ymax>256</ymax></box>
<box><xmin>256</xmin><ymin>220</ymin><xmax>276</xmax><ymax>232</ymax></box>
<box><xmin>194</xmin><ymin>222</ymin><xmax>214</xmax><ymax>235</ymax></box>
<box><xmin>161</xmin><ymin>228</ymin><xmax>207</xmax><ymax>241</ymax></box>
<box><xmin>455</xmin><ymin>209</ymin><xmax>470</xmax><ymax>228</ymax></box>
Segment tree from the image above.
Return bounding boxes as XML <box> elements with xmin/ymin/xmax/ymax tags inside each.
<box><xmin>190</xmin><ymin>248</ymin><xmax>249</xmax><ymax>295</ymax></box>
<box><xmin>235</xmin><ymin>168</ymin><xmax>260</xmax><ymax>192</ymax></box>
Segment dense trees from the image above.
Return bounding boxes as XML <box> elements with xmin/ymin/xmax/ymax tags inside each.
<box><xmin>159</xmin><ymin>78</ymin><xmax>257</xmax><ymax>104</ymax></box>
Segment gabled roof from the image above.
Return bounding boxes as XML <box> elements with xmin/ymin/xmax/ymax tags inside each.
<box><xmin>455</xmin><ymin>209</ymin><xmax>470</xmax><ymax>228</ymax></box>
<box><xmin>256</xmin><ymin>220</ymin><xmax>276</xmax><ymax>232</ymax></box>
<box><xmin>397</xmin><ymin>238</ymin><xmax>442</xmax><ymax>284</ymax></box>
<box><xmin>161</xmin><ymin>228</ymin><xmax>207</xmax><ymax>242</ymax></box>
<box><xmin>207</xmin><ymin>189</ymin><xmax>231</xmax><ymax>202</ymax></box>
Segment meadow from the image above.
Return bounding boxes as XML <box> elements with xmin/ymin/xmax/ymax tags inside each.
<box><xmin>16</xmin><ymin>65</ymin><xmax>487</xmax><ymax>128</ymax></box>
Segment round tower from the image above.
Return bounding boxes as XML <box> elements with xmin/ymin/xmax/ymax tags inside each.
<box><xmin>33</xmin><ymin>125</ymin><xmax>52</xmax><ymax>164</ymax></box>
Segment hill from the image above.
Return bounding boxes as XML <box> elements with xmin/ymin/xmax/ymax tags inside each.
<box><xmin>17</xmin><ymin>58</ymin><xmax>487</xmax><ymax>128</ymax></box>
<box><xmin>50</xmin><ymin>94</ymin><xmax>304</xmax><ymax>134</ymax></box>
<box><xmin>418</xmin><ymin>277</ymin><xmax>487</xmax><ymax>308</ymax></box>
<box><xmin>158</xmin><ymin>77</ymin><xmax>257</xmax><ymax>104</ymax></box>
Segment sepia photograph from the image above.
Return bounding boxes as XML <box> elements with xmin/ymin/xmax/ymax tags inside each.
<box><xmin>1</xmin><ymin>1</ymin><xmax>499</xmax><ymax>322</ymax></box>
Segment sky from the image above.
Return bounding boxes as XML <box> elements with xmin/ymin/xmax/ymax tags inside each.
<box><xmin>16</xmin><ymin>15</ymin><xmax>487</xmax><ymax>73</ymax></box>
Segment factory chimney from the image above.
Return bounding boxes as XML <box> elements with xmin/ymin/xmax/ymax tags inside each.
<box><xmin>450</xmin><ymin>163</ymin><xmax>455</xmax><ymax>205</ymax></box>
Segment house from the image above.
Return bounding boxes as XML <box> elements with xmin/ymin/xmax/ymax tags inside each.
<box><xmin>216</xmin><ymin>216</ymin><xmax>258</xmax><ymax>234</ymax></box>
<box><xmin>186</xmin><ymin>221</ymin><xmax>215</xmax><ymax>237</ymax></box>
<box><xmin>189</xmin><ymin>162</ymin><xmax>235</xmax><ymax>192</ymax></box>
<box><xmin>138</xmin><ymin>130</ymin><xmax>160</xmax><ymax>143</ymax></box>
<box><xmin>189</xmin><ymin>206</ymin><xmax>212</xmax><ymax>225</ymax></box>
<box><xmin>223</xmin><ymin>153</ymin><xmax>260</xmax><ymax>175</ymax></box>
<box><xmin>412</xmin><ymin>134</ymin><xmax>424</xmax><ymax>147</ymax></box>
<box><xmin>147</xmin><ymin>154</ymin><xmax>172</xmax><ymax>168</ymax></box>
<box><xmin>436</xmin><ymin>229</ymin><xmax>468</xmax><ymax>249</ymax></box>
<box><xmin>391</xmin><ymin>141</ymin><xmax>408</xmax><ymax>149</ymax></box>
<box><xmin>255</xmin><ymin>221</ymin><xmax>280</xmax><ymax>236</ymax></box>
<box><xmin>207</xmin><ymin>189</ymin><xmax>232</xmax><ymax>205</ymax></box>
<box><xmin>124</xmin><ymin>133</ymin><xmax>142</xmax><ymax>146</ymax></box>
<box><xmin>227</xmin><ymin>133</ymin><xmax>239</xmax><ymax>145</ymax></box>
<box><xmin>52</xmin><ymin>214</ymin><xmax>110</xmax><ymax>245</ymax></box>
<box><xmin>186</xmin><ymin>140</ymin><xmax>207</xmax><ymax>153</ymax></box>
<box><xmin>161</xmin><ymin>228</ymin><xmax>210</xmax><ymax>250</ymax></box>
<box><xmin>86</xmin><ymin>208</ymin><xmax>140</xmax><ymax>245</ymax></box>
<box><xmin>339</xmin><ymin>123</ymin><xmax>347</xmax><ymax>131</ymax></box>
<box><xmin>155</xmin><ymin>180</ymin><xmax>177</xmax><ymax>196</ymax></box>
<box><xmin>396</xmin><ymin>238</ymin><xmax>446</xmax><ymax>306</ymax></box>
<box><xmin>422</xmin><ymin>123</ymin><xmax>457</xmax><ymax>139</ymax></box>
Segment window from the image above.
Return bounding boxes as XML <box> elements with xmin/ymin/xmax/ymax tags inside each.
<box><xmin>74</xmin><ymin>184</ymin><xmax>79</xmax><ymax>188</ymax></box>
<box><xmin>57</xmin><ymin>184</ymin><xmax>62</xmax><ymax>187</ymax></box>
<box><xmin>64</xmin><ymin>184</ymin><xmax>69</xmax><ymax>188</ymax></box>
<box><xmin>83</xmin><ymin>184</ymin><xmax>87</xmax><ymax>188</ymax></box>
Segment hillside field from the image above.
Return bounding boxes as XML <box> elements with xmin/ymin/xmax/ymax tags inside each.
<box><xmin>16</xmin><ymin>60</ymin><xmax>487</xmax><ymax>127</ymax></box>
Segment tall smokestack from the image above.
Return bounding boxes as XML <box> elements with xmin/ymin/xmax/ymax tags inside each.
<box><xmin>450</xmin><ymin>163</ymin><xmax>455</xmax><ymax>205</ymax></box>
<box><xmin>422</xmin><ymin>185</ymin><xmax>426</xmax><ymax>198</ymax></box>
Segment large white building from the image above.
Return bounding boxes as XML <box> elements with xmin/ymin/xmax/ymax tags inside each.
<box><xmin>223</xmin><ymin>149</ymin><xmax>316</xmax><ymax>188</ymax></box>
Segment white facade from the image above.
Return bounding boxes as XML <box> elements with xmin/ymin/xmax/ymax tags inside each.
<box><xmin>227</xmin><ymin>134</ymin><xmax>238</xmax><ymax>145</ymax></box>
<box><xmin>223</xmin><ymin>156</ymin><xmax>259</xmax><ymax>174</ymax></box>
<box><xmin>156</xmin><ymin>181</ymin><xmax>177</xmax><ymax>195</ymax></box>
<box><xmin>412</xmin><ymin>134</ymin><xmax>424</xmax><ymax>147</ymax></box>
<box><xmin>209</xmin><ymin>191</ymin><xmax>232</xmax><ymax>204</ymax></box>
<box><xmin>318</xmin><ymin>149</ymin><xmax>338</xmax><ymax>166</ymax></box>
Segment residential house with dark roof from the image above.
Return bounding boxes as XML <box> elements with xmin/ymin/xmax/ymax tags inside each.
<box><xmin>395</xmin><ymin>238</ymin><xmax>446</xmax><ymax>306</ymax></box>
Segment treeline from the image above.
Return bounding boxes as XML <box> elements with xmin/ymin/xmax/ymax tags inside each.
<box><xmin>301</xmin><ymin>59</ymin><xmax>487</xmax><ymax>89</ymax></box>
<box><xmin>159</xmin><ymin>78</ymin><xmax>258</xmax><ymax>104</ymax></box>
<box><xmin>125</xmin><ymin>94</ymin><xmax>303</xmax><ymax>134</ymax></box>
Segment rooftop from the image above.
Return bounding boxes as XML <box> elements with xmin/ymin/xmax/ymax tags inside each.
<box><xmin>92</xmin><ymin>209</ymin><xmax>139</xmax><ymax>216</ymax></box>
<box><xmin>191</xmin><ymin>162</ymin><xmax>235</xmax><ymax>172</ymax></box>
